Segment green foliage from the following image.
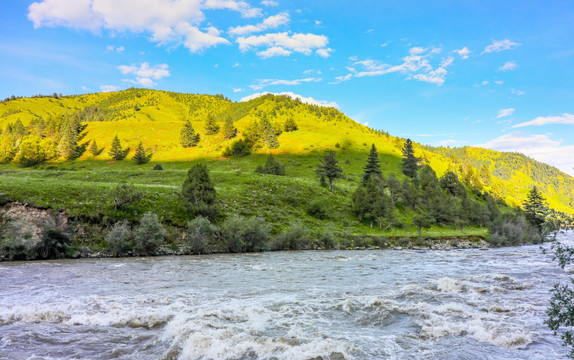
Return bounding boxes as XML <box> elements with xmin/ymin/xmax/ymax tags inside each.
<box><xmin>108</xmin><ymin>135</ymin><xmax>129</xmax><ymax>160</ymax></box>
<box><xmin>402</xmin><ymin>138</ymin><xmax>419</xmax><ymax>178</ymax></box>
<box><xmin>315</xmin><ymin>151</ymin><xmax>343</xmax><ymax>190</ymax></box>
<box><xmin>259</xmin><ymin>115</ymin><xmax>279</xmax><ymax>149</ymax></box>
<box><xmin>36</xmin><ymin>228</ymin><xmax>69</xmax><ymax>259</ymax></box>
<box><xmin>152</xmin><ymin>163</ymin><xmax>164</xmax><ymax>170</ymax></box>
<box><xmin>204</xmin><ymin>114</ymin><xmax>220</xmax><ymax>135</ymax></box>
<box><xmin>133</xmin><ymin>211</ymin><xmax>166</xmax><ymax>255</ymax></box>
<box><xmin>58</xmin><ymin>116</ymin><xmax>88</xmax><ymax>160</ymax></box>
<box><xmin>0</xmin><ymin>137</ymin><xmax>16</xmax><ymax>163</ymax></box>
<box><xmin>222</xmin><ymin>116</ymin><xmax>237</xmax><ymax>140</ymax></box>
<box><xmin>255</xmin><ymin>155</ymin><xmax>285</xmax><ymax>175</ymax></box>
<box><xmin>352</xmin><ymin>176</ymin><xmax>391</xmax><ymax>228</ymax></box>
<box><xmin>272</xmin><ymin>221</ymin><xmax>310</xmax><ymax>250</ymax></box>
<box><xmin>488</xmin><ymin>216</ymin><xmax>541</xmax><ymax>246</ymax></box>
<box><xmin>112</xmin><ymin>181</ymin><xmax>144</xmax><ymax>210</ymax></box>
<box><xmin>180</xmin><ymin>120</ymin><xmax>200</xmax><ymax>147</ymax></box>
<box><xmin>181</xmin><ymin>163</ymin><xmax>217</xmax><ymax>218</ymax></box>
<box><xmin>89</xmin><ymin>139</ymin><xmax>103</xmax><ymax>157</ymax></box>
<box><xmin>105</xmin><ymin>220</ymin><xmax>132</xmax><ymax>256</ymax></box>
<box><xmin>439</xmin><ymin>171</ymin><xmax>466</xmax><ymax>197</ymax></box>
<box><xmin>413</xmin><ymin>213</ymin><xmax>435</xmax><ymax>236</ymax></box>
<box><xmin>222</xmin><ymin>139</ymin><xmax>251</xmax><ymax>157</ymax></box>
<box><xmin>307</xmin><ymin>199</ymin><xmax>329</xmax><ymax>220</ymax></box>
<box><xmin>524</xmin><ymin>186</ymin><xmax>548</xmax><ymax>229</ymax></box>
<box><xmin>220</xmin><ymin>215</ymin><xmax>271</xmax><ymax>252</ymax></box>
<box><xmin>547</xmin><ymin>280</ymin><xmax>574</xmax><ymax>358</ymax></box>
<box><xmin>284</xmin><ymin>117</ymin><xmax>298</xmax><ymax>132</ymax></box>
<box><xmin>15</xmin><ymin>136</ymin><xmax>48</xmax><ymax>167</ymax></box>
<box><xmin>132</xmin><ymin>141</ymin><xmax>151</xmax><ymax>165</ymax></box>
<box><xmin>363</xmin><ymin>144</ymin><xmax>382</xmax><ymax>184</ymax></box>
<box><xmin>187</xmin><ymin>215</ymin><xmax>218</xmax><ymax>254</ymax></box>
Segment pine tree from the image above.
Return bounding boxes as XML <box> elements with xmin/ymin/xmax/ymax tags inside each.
<box><xmin>132</xmin><ymin>141</ymin><xmax>150</xmax><ymax>165</ymax></box>
<box><xmin>204</xmin><ymin>115</ymin><xmax>220</xmax><ymax>135</ymax></box>
<box><xmin>180</xmin><ymin>120</ymin><xmax>200</xmax><ymax>147</ymax></box>
<box><xmin>284</xmin><ymin>117</ymin><xmax>298</xmax><ymax>132</ymax></box>
<box><xmin>524</xmin><ymin>186</ymin><xmax>548</xmax><ymax>229</ymax></box>
<box><xmin>402</xmin><ymin>138</ymin><xmax>419</xmax><ymax>178</ymax></box>
<box><xmin>315</xmin><ymin>151</ymin><xmax>343</xmax><ymax>190</ymax></box>
<box><xmin>255</xmin><ymin>155</ymin><xmax>285</xmax><ymax>175</ymax></box>
<box><xmin>89</xmin><ymin>139</ymin><xmax>101</xmax><ymax>157</ymax></box>
<box><xmin>182</xmin><ymin>163</ymin><xmax>217</xmax><ymax>218</ymax></box>
<box><xmin>109</xmin><ymin>135</ymin><xmax>128</xmax><ymax>160</ymax></box>
<box><xmin>259</xmin><ymin>116</ymin><xmax>279</xmax><ymax>149</ymax></box>
<box><xmin>222</xmin><ymin>117</ymin><xmax>237</xmax><ymax>140</ymax></box>
<box><xmin>363</xmin><ymin>144</ymin><xmax>382</xmax><ymax>184</ymax></box>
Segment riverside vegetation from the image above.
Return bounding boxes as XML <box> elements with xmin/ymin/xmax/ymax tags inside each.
<box><xmin>0</xmin><ymin>89</ymin><xmax>571</xmax><ymax>261</ymax></box>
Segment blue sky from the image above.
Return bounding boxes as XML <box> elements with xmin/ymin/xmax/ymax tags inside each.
<box><xmin>1</xmin><ymin>0</ymin><xmax>574</xmax><ymax>175</ymax></box>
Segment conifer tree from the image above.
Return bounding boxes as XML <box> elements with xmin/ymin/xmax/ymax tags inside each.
<box><xmin>259</xmin><ymin>116</ymin><xmax>279</xmax><ymax>149</ymax></box>
<box><xmin>402</xmin><ymin>138</ymin><xmax>419</xmax><ymax>178</ymax></box>
<box><xmin>315</xmin><ymin>151</ymin><xmax>343</xmax><ymax>190</ymax></box>
<box><xmin>109</xmin><ymin>135</ymin><xmax>128</xmax><ymax>160</ymax></box>
<box><xmin>284</xmin><ymin>117</ymin><xmax>298</xmax><ymax>132</ymax></box>
<box><xmin>524</xmin><ymin>186</ymin><xmax>548</xmax><ymax>229</ymax></box>
<box><xmin>182</xmin><ymin>163</ymin><xmax>217</xmax><ymax>218</ymax></box>
<box><xmin>255</xmin><ymin>155</ymin><xmax>285</xmax><ymax>175</ymax></box>
<box><xmin>132</xmin><ymin>141</ymin><xmax>150</xmax><ymax>165</ymax></box>
<box><xmin>204</xmin><ymin>115</ymin><xmax>220</xmax><ymax>135</ymax></box>
<box><xmin>363</xmin><ymin>144</ymin><xmax>382</xmax><ymax>184</ymax></box>
<box><xmin>89</xmin><ymin>139</ymin><xmax>101</xmax><ymax>157</ymax></box>
<box><xmin>180</xmin><ymin>120</ymin><xmax>200</xmax><ymax>147</ymax></box>
<box><xmin>222</xmin><ymin>117</ymin><xmax>237</xmax><ymax>140</ymax></box>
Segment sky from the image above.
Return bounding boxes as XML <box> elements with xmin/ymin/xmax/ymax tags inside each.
<box><xmin>1</xmin><ymin>0</ymin><xmax>574</xmax><ymax>175</ymax></box>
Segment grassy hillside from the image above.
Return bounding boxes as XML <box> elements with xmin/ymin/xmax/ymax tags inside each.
<box><xmin>0</xmin><ymin>89</ymin><xmax>571</xmax><ymax>248</ymax></box>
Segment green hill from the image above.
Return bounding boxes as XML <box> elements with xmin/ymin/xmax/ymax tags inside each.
<box><xmin>0</xmin><ymin>88</ymin><xmax>571</xmax><ymax>256</ymax></box>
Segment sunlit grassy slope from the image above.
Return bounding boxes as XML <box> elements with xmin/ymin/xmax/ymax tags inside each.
<box><xmin>1</xmin><ymin>88</ymin><xmax>573</xmax><ymax>218</ymax></box>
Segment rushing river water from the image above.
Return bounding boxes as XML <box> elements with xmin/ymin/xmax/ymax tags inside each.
<box><xmin>1</xmin><ymin>233</ymin><xmax>573</xmax><ymax>360</ymax></box>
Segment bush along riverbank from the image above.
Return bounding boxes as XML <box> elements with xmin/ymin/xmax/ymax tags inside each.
<box><xmin>0</xmin><ymin>143</ymin><xmax>567</xmax><ymax>261</ymax></box>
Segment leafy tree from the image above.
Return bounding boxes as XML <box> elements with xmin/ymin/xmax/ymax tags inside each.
<box><xmin>402</xmin><ymin>138</ymin><xmax>419</xmax><ymax>178</ymax></box>
<box><xmin>204</xmin><ymin>115</ymin><xmax>220</xmax><ymax>135</ymax></box>
<box><xmin>524</xmin><ymin>186</ymin><xmax>548</xmax><ymax>229</ymax></box>
<box><xmin>413</xmin><ymin>213</ymin><xmax>435</xmax><ymax>236</ymax></box>
<box><xmin>187</xmin><ymin>216</ymin><xmax>218</xmax><ymax>254</ymax></box>
<box><xmin>255</xmin><ymin>155</ymin><xmax>285</xmax><ymax>175</ymax></box>
<box><xmin>352</xmin><ymin>176</ymin><xmax>388</xmax><ymax>228</ymax></box>
<box><xmin>0</xmin><ymin>137</ymin><xmax>15</xmax><ymax>163</ymax></box>
<box><xmin>222</xmin><ymin>116</ymin><xmax>237</xmax><ymax>140</ymax></box>
<box><xmin>315</xmin><ymin>151</ymin><xmax>343</xmax><ymax>190</ymax></box>
<box><xmin>180</xmin><ymin>120</ymin><xmax>200</xmax><ymax>147</ymax></box>
<box><xmin>134</xmin><ymin>211</ymin><xmax>166</xmax><ymax>255</ymax></box>
<box><xmin>222</xmin><ymin>139</ymin><xmax>251</xmax><ymax>157</ymax></box>
<box><xmin>15</xmin><ymin>136</ymin><xmax>47</xmax><ymax>167</ymax></box>
<box><xmin>181</xmin><ymin>163</ymin><xmax>217</xmax><ymax>218</ymax></box>
<box><xmin>284</xmin><ymin>117</ymin><xmax>298</xmax><ymax>132</ymax></box>
<box><xmin>132</xmin><ymin>141</ymin><xmax>151</xmax><ymax>165</ymax></box>
<box><xmin>108</xmin><ymin>135</ymin><xmax>129</xmax><ymax>160</ymax></box>
<box><xmin>112</xmin><ymin>182</ymin><xmax>143</xmax><ymax>210</ymax></box>
<box><xmin>89</xmin><ymin>139</ymin><xmax>103</xmax><ymax>157</ymax></box>
<box><xmin>363</xmin><ymin>144</ymin><xmax>382</xmax><ymax>184</ymax></box>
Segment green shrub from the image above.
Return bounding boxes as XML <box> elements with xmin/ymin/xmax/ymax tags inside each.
<box><xmin>316</xmin><ymin>226</ymin><xmax>336</xmax><ymax>249</ymax></box>
<box><xmin>187</xmin><ymin>216</ymin><xmax>218</xmax><ymax>254</ymax></box>
<box><xmin>255</xmin><ymin>155</ymin><xmax>286</xmax><ymax>176</ymax></box>
<box><xmin>220</xmin><ymin>215</ymin><xmax>271</xmax><ymax>252</ymax></box>
<box><xmin>106</xmin><ymin>220</ymin><xmax>132</xmax><ymax>256</ymax></box>
<box><xmin>272</xmin><ymin>221</ymin><xmax>310</xmax><ymax>250</ymax></box>
<box><xmin>152</xmin><ymin>164</ymin><xmax>163</xmax><ymax>171</ymax></box>
<box><xmin>134</xmin><ymin>212</ymin><xmax>166</xmax><ymax>255</ymax></box>
<box><xmin>307</xmin><ymin>199</ymin><xmax>329</xmax><ymax>220</ymax></box>
<box><xmin>222</xmin><ymin>139</ymin><xmax>251</xmax><ymax>157</ymax></box>
<box><xmin>112</xmin><ymin>182</ymin><xmax>143</xmax><ymax>210</ymax></box>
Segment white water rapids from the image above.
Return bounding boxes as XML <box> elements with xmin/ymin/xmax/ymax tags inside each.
<box><xmin>1</xmin><ymin>232</ymin><xmax>573</xmax><ymax>359</ymax></box>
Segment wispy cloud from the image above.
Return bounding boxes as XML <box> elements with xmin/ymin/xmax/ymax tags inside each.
<box><xmin>228</xmin><ymin>12</ymin><xmax>289</xmax><ymax>36</ymax></box>
<box><xmin>250</xmin><ymin>77</ymin><xmax>322</xmax><ymax>90</ymax></box>
<box><xmin>241</xmin><ymin>91</ymin><xmax>338</xmax><ymax>108</ymax></box>
<box><xmin>236</xmin><ymin>31</ymin><xmax>330</xmax><ymax>58</ymax></box>
<box><xmin>453</xmin><ymin>47</ymin><xmax>471</xmax><ymax>59</ymax></box>
<box><xmin>513</xmin><ymin>113</ymin><xmax>574</xmax><ymax>128</ymax></box>
<box><xmin>496</xmin><ymin>108</ymin><xmax>515</xmax><ymax>119</ymax></box>
<box><xmin>261</xmin><ymin>0</ymin><xmax>278</xmax><ymax>6</ymax></box>
<box><xmin>100</xmin><ymin>85</ymin><xmax>119</xmax><ymax>92</ymax></box>
<box><xmin>118</xmin><ymin>62</ymin><xmax>170</xmax><ymax>87</ymax></box>
<box><xmin>499</xmin><ymin>61</ymin><xmax>518</xmax><ymax>71</ymax></box>
<box><xmin>482</xmin><ymin>39</ymin><xmax>521</xmax><ymax>54</ymax></box>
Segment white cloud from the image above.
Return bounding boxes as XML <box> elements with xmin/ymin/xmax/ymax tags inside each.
<box><xmin>261</xmin><ymin>0</ymin><xmax>278</xmax><ymax>6</ymax></box>
<box><xmin>316</xmin><ymin>47</ymin><xmax>333</xmax><ymax>58</ymax></box>
<box><xmin>512</xmin><ymin>113</ymin><xmax>574</xmax><ymax>128</ymax></box>
<box><xmin>228</xmin><ymin>12</ymin><xmax>289</xmax><ymax>36</ymax></box>
<box><xmin>118</xmin><ymin>62</ymin><xmax>170</xmax><ymax>87</ymax></box>
<box><xmin>511</xmin><ymin>89</ymin><xmax>527</xmax><ymax>96</ymax></box>
<box><xmin>494</xmin><ymin>80</ymin><xmax>503</xmax><ymax>85</ymax></box>
<box><xmin>100</xmin><ymin>85</ymin><xmax>119</xmax><ymax>92</ymax></box>
<box><xmin>257</xmin><ymin>46</ymin><xmax>291</xmax><ymax>58</ymax></box>
<box><xmin>350</xmin><ymin>48</ymin><xmax>454</xmax><ymax>85</ymax></box>
<box><xmin>240</xmin><ymin>91</ymin><xmax>338</xmax><ymax>108</ymax></box>
<box><xmin>482</xmin><ymin>39</ymin><xmax>521</xmax><ymax>54</ymax></box>
<box><xmin>454</xmin><ymin>47</ymin><xmax>470</xmax><ymax>59</ymax></box>
<box><xmin>496</xmin><ymin>108</ymin><xmax>515</xmax><ymax>119</ymax></box>
<box><xmin>233</xmin><ymin>88</ymin><xmax>243</xmax><ymax>92</ymax></box>
<box><xmin>236</xmin><ymin>31</ymin><xmax>329</xmax><ymax>56</ymax></box>
<box><xmin>27</xmin><ymin>0</ymin><xmax>261</xmax><ymax>53</ymax></box>
<box><xmin>250</xmin><ymin>77</ymin><xmax>321</xmax><ymax>90</ymax></box>
<box><xmin>499</xmin><ymin>61</ymin><xmax>518</xmax><ymax>71</ymax></box>
<box><xmin>116</xmin><ymin>46</ymin><xmax>125</xmax><ymax>53</ymax></box>
<box><xmin>477</xmin><ymin>132</ymin><xmax>574</xmax><ymax>176</ymax></box>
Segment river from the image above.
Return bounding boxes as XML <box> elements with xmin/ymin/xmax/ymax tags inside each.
<box><xmin>1</xmin><ymin>232</ymin><xmax>573</xmax><ymax>359</ymax></box>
